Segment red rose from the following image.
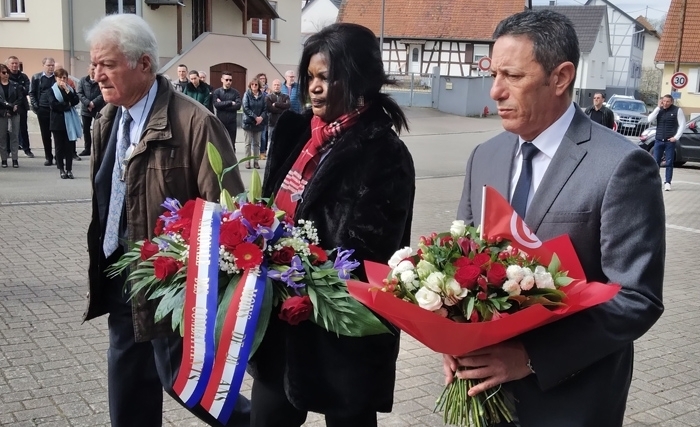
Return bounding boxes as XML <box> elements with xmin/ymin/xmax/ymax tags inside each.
<box><xmin>278</xmin><ymin>295</ymin><xmax>313</xmax><ymax>325</ymax></box>
<box><xmin>454</xmin><ymin>265</ymin><xmax>481</xmax><ymax>289</ymax></box>
<box><xmin>486</xmin><ymin>263</ymin><xmax>507</xmax><ymax>285</ymax></box>
<box><xmin>472</xmin><ymin>253</ymin><xmax>492</xmax><ymax>270</ymax></box>
<box><xmin>233</xmin><ymin>242</ymin><xmax>264</xmax><ymax>269</ymax></box>
<box><xmin>241</xmin><ymin>204</ymin><xmax>275</xmax><ymax>228</ymax></box>
<box><xmin>453</xmin><ymin>257</ymin><xmax>473</xmax><ymax>269</ymax></box>
<box><xmin>308</xmin><ymin>244</ymin><xmax>328</xmax><ymax>265</ymax></box>
<box><xmin>271</xmin><ymin>246</ymin><xmax>295</xmax><ymax>265</ymax></box>
<box><xmin>140</xmin><ymin>241</ymin><xmax>159</xmax><ymax>261</ymax></box>
<box><xmin>153</xmin><ymin>256</ymin><xmax>181</xmax><ymax>280</ymax></box>
<box><xmin>477</xmin><ymin>291</ymin><xmax>488</xmax><ymax>301</ymax></box>
<box><xmin>220</xmin><ymin>219</ymin><xmax>248</xmax><ymax>251</ymax></box>
<box><xmin>440</xmin><ymin>236</ymin><xmax>454</xmax><ymax>245</ymax></box>
<box><xmin>177</xmin><ymin>200</ymin><xmax>197</xmax><ymax>221</ymax></box>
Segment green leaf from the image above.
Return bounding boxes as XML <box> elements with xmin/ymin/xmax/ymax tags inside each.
<box><xmin>555</xmin><ymin>276</ymin><xmax>574</xmax><ymax>286</ymax></box>
<box><xmin>465</xmin><ymin>296</ymin><xmax>475</xmax><ymax>320</ymax></box>
<box><xmin>548</xmin><ymin>253</ymin><xmax>561</xmax><ymax>275</ymax></box>
<box><xmin>248</xmin><ymin>169</ymin><xmax>262</xmax><ymax>203</ymax></box>
<box><xmin>248</xmin><ymin>278</ymin><xmax>274</xmax><ymax>360</ymax></box>
<box><xmin>221</xmin><ymin>188</ymin><xmax>235</xmax><ymax>212</ymax></box>
<box><xmin>207</xmin><ymin>142</ymin><xmax>224</xmax><ymax>177</ymax></box>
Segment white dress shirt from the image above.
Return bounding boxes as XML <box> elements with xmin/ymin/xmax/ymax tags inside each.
<box><xmin>510</xmin><ymin>102</ymin><xmax>576</xmax><ymax>210</ymax></box>
<box><xmin>118</xmin><ymin>80</ymin><xmax>159</xmax><ymax>158</ymax></box>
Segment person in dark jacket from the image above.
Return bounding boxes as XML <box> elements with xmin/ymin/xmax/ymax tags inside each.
<box><xmin>174</xmin><ymin>64</ymin><xmax>189</xmax><ymax>92</ymax></box>
<box><xmin>182</xmin><ymin>70</ymin><xmax>212</xmax><ymax>111</ymax></box>
<box><xmin>77</xmin><ymin>64</ymin><xmax>104</xmax><ymax>156</ymax></box>
<box><xmin>29</xmin><ymin>57</ymin><xmax>57</xmax><ymax>166</ymax></box>
<box><xmin>6</xmin><ymin>55</ymin><xmax>33</xmax><ymax>157</ymax></box>
<box><xmin>48</xmin><ymin>68</ymin><xmax>80</xmax><ymax>179</ymax></box>
<box><xmin>264</xmin><ymin>79</ymin><xmax>290</xmax><ymax>157</ymax></box>
<box><xmin>242</xmin><ymin>78</ymin><xmax>266</xmax><ymax>169</ymax></box>
<box><xmin>253</xmin><ymin>23</ymin><xmax>415</xmax><ymax>427</ymax></box>
<box><xmin>0</xmin><ymin>64</ymin><xmax>23</xmax><ymax>167</ymax></box>
<box><xmin>213</xmin><ymin>71</ymin><xmax>242</xmax><ymax>151</ymax></box>
<box><xmin>584</xmin><ymin>92</ymin><xmax>615</xmax><ymax>129</ymax></box>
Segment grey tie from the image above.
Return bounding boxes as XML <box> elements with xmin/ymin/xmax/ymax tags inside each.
<box><xmin>103</xmin><ymin>110</ymin><xmax>133</xmax><ymax>257</ymax></box>
<box><xmin>511</xmin><ymin>142</ymin><xmax>540</xmax><ymax>219</ymax></box>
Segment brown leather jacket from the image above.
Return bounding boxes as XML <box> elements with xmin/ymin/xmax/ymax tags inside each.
<box><xmin>84</xmin><ymin>75</ymin><xmax>244</xmax><ymax>341</ymax></box>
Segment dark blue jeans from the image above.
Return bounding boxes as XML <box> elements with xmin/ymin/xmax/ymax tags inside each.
<box><xmin>260</xmin><ymin>124</ymin><xmax>268</xmax><ymax>153</ymax></box>
<box><xmin>653</xmin><ymin>140</ymin><xmax>675</xmax><ymax>184</ymax></box>
<box><xmin>107</xmin><ymin>265</ymin><xmax>250</xmax><ymax>427</ymax></box>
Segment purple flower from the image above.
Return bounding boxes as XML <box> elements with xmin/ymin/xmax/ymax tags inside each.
<box><xmin>267</xmin><ymin>255</ymin><xmax>306</xmax><ymax>289</ymax></box>
<box><xmin>334</xmin><ymin>249</ymin><xmax>360</xmax><ymax>280</ymax></box>
<box><xmin>158</xmin><ymin>240</ymin><xmax>170</xmax><ymax>251</ymax></box>
<box><xmin>161</xmin><ymin>198</ymin><xmax>182</xmax><ymax>213</ymax></box>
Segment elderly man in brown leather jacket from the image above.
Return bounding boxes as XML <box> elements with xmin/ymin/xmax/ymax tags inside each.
<box><xmin>83</xmin><ymin>14</ymin><xmax>248</xmax><ymax>427</ymax></box>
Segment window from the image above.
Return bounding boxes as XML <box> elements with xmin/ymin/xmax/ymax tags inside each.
<box><xmin>601</xmin><ymin>62</ymin><xmax>605</xmax><ymax>78</ymax></box>
<box><xmin>106</xmin><ymin>0</ymin><xmax>136</xmax><ymax>14</ymax></box>
<box><xmin>4</xmin><ymin>0</ymin><xmax>25</xmax><ymax>16</ymax></box>
<box><xmin>251</xmin><ymin>1</ymin><xmax>277</xmax><ymax>38</ymax></box>
<box><xmin>473</xmin><ymin>44</ymin><xmax>489</xmax><ymax>63</ymax></box>
<box><xmin>591</xmin><ymin>60</ymin><xmax>595</xmax><ymax>78</ymax></box>
<box><xmin>412</xmin><ymin>48</ymin><xmax>419</xmax><ymax>62</ymax></box>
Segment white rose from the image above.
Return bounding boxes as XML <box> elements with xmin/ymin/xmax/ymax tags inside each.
<box><xmin>522</xmin><ymin>267</ymin><xmax>534</xmax><ymax>278</ymax></box>
<box><xmin>502</xmin><ymin>279</ymin><xmax>521</xmax><ymax>296</ymax></box>
<box><xmin>424</xmin><ymin>271</ymin><xmax>446</xmax><ymax>292</ymax></box>
<box><xmin>391</xmin><ymin>260</ymin><xmax>415</xmax><ymax>277</ymax></box>
<box><xmin>388</xmin><ymin>247</ymin><xmax>413</xmax><ymax>268</ymax></box>
<box><xmin>450</xmin><ymin>220</ymin><xmax>467</xmax><ymax>238</ymax></box>
<box><xmin>534</xmin><ymin>266</ymin><xmax>547</xmax><ymax>275</ymax></box>
<box><xmin>415</xmin><ymin>287</ymin><xmax>443</xmax><ymax>311</ymax></box>
<box><xmin>506</xmin><ymin>265</ymin><xmax>524</xmax><ymax>282</ymax></box>
<box><xmin>520</xmin><ymin>275</ymin><xmax>535</xmax><ymax>291</ymax></box>
<box><xmin>535</xmin><ymin>271</ymin><xmax>556</xmax><ymax>289</ymax></box>
<box><xmin>444</xmin><ymin>278</ymin><xmax>469</xmax><ymax>306</ymax></box>
<box><xmin>416</xmin><ymin>260</ymin><xmax>438</xmax><ymax>280</ymax></box>
<box><xmin>400</xmin><ymin>270</ymin><xmax>420</xmax><ymax>291</ymax></box>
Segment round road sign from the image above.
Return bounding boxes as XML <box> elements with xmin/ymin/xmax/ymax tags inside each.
<box><xmin>671</xmin><ymin>72</ymin><xmax>688</xmax><ymax>90</ymax></box>
<box><xmin>477</xmin><ymin>57</ymin><xmax>491</xmax><ymax>72</ymax></box>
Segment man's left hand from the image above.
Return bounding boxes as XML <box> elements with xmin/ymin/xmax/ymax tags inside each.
<box><xmin>669</xmin><ymin>137</ymin><xmax>677</xmax><ymax>142</ymax></box>
<box><xmin>454</xmin><ymin>341</ymin><xmax>532</xmax><ymax>396</ymax></box>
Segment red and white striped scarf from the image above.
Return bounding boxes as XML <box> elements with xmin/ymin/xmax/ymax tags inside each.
<box><xmin>275</xmin><ymin>106</ymin><xmax>367</xmax><ymax>218</ymax></box>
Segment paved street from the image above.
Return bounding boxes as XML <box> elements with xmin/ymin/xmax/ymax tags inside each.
<box><xmin>1</xmin><ymin>107</ymin><xmax>699</xmax><ymax>426</ymax></box>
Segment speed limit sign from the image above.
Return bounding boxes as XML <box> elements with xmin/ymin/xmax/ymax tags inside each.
<box><xmin>671</xmin><ymin>72</ymin><xmax>688</xmax><ymax>89</ymax></box>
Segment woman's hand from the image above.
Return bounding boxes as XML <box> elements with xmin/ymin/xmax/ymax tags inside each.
<box><xmin>255</xmin><ymin>116</ymin><xmax>263</xmax><ymax>125</ymax></box>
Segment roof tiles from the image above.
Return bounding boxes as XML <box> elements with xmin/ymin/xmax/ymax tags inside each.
<box><xmin>656</xmin><ymin>0</ymin><xmax>700</xmax><ymax>63</ymax></box>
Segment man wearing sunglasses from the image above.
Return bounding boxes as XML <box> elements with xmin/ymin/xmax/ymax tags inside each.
<box><xmin>213</xmin><ymin>71</ymin><xmax>242</xmax><ymax>152</ymax></box>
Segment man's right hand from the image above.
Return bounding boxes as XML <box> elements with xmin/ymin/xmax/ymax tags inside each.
<box><xmin>443</xmin><ymin>354</ymin><xmax>458</xmax><ymax>385</ymax></box>
<box><xmin>658</xmin><ymin>99</ymin><xmax>663</xmax><ymax>108</ymax></box>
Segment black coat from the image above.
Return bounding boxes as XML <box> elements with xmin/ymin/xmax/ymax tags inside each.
<box><xmin>48</xmin><ymin>85</ymin><xmax>80</xmax><ymax>132</ymax></box>
<box><xmin>241</xmin><ymin>89</ymin><xmax>266</xmax><ymax>132</ymax></box>
<box><xmin>8</xmin><ymin>71</ymin><xmax>29</xmax><ymax>110</ymax></box>
<box><xmin>0</xmin><ymin>80</ymin><xmax>23</xmax><ymax>116</ymax></box>
<box><xmin>77</xmin><ymin>76</ymin><xmax>105</xmax><ymax>117</ymax></box>
<box><xmin>212</xmin><ymin>87</ymin><xmax>242</xmax><ymax>125</ymax></box>
<box><xmin>30</xmin><ymin>72</ymin><xmax>56</xmax><ymax>111</ymax></box>
<box><xmin>252</xmin><ymin>104</ymin><xmax>416</xmax><ymax>417</ymax></box>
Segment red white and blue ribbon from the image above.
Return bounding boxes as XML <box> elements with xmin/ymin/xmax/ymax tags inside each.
<box><xmin>172</xmin><ymin>199</ymin><xmax>221</xmax><ymax>407</ymax></box>
<box><xmin>200</xmin><ymin>266</ymin><xmax>268</xmax><ymax>423</ymax></box>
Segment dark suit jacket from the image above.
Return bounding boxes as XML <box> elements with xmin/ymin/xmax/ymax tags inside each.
<box><xmin>457</xmin><ymin>105</ymin><xmax>665</xmax><ymax>427</ymax></box>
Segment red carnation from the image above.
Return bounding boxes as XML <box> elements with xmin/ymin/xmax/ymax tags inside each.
<box><xmin>153</xmin><ymin>256</ymin><xmax>181</xmax><ymax>280</ymax></box>
<box><xmin>233</xmin><ymin>242</ymin><xmax>264</xmax><ymax>269</ymax></box>
<box><xmin>241</xmin><ymin>204</ymin><xmax>275</xmax><ymax>228</ymax></box>
<box><xmin>177</xmin><ymin>200</ymin><xmax>197</xmax><ymax>221</ymax></box>
<box><xmin>472</xmin><ymin>253</ymin><xmax>492</xmax><ymax>270</ymax></box>
<box><xmin>220</xmin><ymin>219</ymin><xmax>248</xmax><ymax>251</ymax></box>
<box><xmin>271</xmin><ymin>246</ymin><xmax>296</xmax><ymax>265</ymax></box>
<box><xmin>278</xmin><ymin>295</ymin><xmax>313</xmax><ymax>325</ymax></box>
<box><xmin>140</xmin><ymin>241</ymin><xmax>159</xmax><ymax>261</ymax></box>
<box><xmin>453</xmin><ymin>257</ymin><xmax>473</xmax><ymax>269</ymax></box>
<box><xmin>308</xmin><ymin>244</ymin><xmax>328</xmax><ymax>265</ymax></box>
<box><xmin>486</xmin><ymin>263</ymin><xmax>507</xmax><ymax>285</ymax></box>
<box><xmin>454</xmin><ymin>265</ymin><xmax>481</xmax><ymax>289</ymax></box>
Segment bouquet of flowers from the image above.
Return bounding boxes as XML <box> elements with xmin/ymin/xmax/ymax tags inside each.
<box><xmin>347</xmin><ymin>186</ymin><xmax>620</xmax><ymax>427</ymax></box>
<box><xmin>106</xmin><ymin>144</ymin><xmax>389</xmax><ymax>423</ymax></box>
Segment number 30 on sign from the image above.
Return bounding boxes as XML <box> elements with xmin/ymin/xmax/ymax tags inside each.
<box><xmin>671</xmin><ymin>72</ymin><xmax>688</xmax><ymax>90</ymax></box>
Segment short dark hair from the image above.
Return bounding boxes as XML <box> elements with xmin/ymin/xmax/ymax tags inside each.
<box><xmin>177</xmin><ymin>64</ymin><xmax>188</xmax><ymax>70</ymax></box>
<box><xmin>663</xmin><ymin>94</ymin><xmax>674</xmax><ymax>100</ymax></box>
<box><xmin>593</xmin><ymin>92</ymin><xmax>605</xmax><ymax>99</ymax></box>
<box><xmin>0</xmin><ymin>64</ymin><xmax>9</xmax><ymax>74</ymax></box>
<box><xmin>54</xmin><ymin>68</ymin><xmax>69</xmax><ymax>78</ymax></box>
<box><xmin>222</xmin><ymin>71</ymin><xmax>232</xmax><ymax>77</ymax></box>
<box><xmin>298</xmin><ymin>23</ymin><xmax>408</xmax><ymax>132</ymax></box>
<box><xmin>188</xmin><ymin>70</ymin><xmax>199</xmax><ymax>76</ymax></box>
<box><xmin>493</xmin><ymin>10</ymin><xmax>580</xmax><ymax>95</ymax></box>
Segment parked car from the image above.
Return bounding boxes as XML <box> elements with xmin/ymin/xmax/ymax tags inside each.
<box><xmin>610</xmin><ymin>98</ymin><xmax>650</xmax><ymax>137</ymax></box>
<box><xmin>638</xmin><ymin>116</ymin><xmax>700</xmax><ymax>166</ymax></box>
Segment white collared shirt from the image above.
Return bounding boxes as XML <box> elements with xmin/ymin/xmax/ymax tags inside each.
<box><xmin>509</xmin><ymin>102</ymin><xmax>576</xmax><ymax>210</ymax></box>
<box><xmin>118</xmin><ymin>80</ymin><xmax>158</xmax><ymax>157</ymax></box>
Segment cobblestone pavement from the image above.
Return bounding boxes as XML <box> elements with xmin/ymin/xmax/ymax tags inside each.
<box><xmin>1</xmin><ymin>108</ymin><xmax>699</xmax><ymax>426</ymax></box>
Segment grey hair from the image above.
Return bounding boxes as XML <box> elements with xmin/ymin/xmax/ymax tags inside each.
<box><xmin>86</xmin><ymin>14</ymin><xmax>159</xmax><ymax>74</ymax></box>
<box><xmin>42</xmin><ymin>57</ymin><xmax>55</xmax><ymax>65</ymax></box>
<box><xmin>284</xmin><ymin>69</ymin><xmax>295</xmax><ymax>76</ymax></box>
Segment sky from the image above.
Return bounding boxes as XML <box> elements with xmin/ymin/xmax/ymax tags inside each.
<box><xmin>531</xmin><ymin>0</ymin><xmax>671</xmax><ymax>21</ymax></box>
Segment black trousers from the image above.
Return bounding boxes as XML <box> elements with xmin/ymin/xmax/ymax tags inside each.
<box><xmin>250</xmin><ymin>378</ymin><xmax>377</xmax><ymax>427</ymax></box>
<box><xmin>106</xmin><ymin>253</ymin><xmax>251</xmax><ymax>427</ymax></box>
<box><xmin>222</xmin><ymin>120</ymin><xmax>238</xmax><ymax>151</ymax></box>
<box><xmin>52</xmin><ymin>130</ymin><xmax>75</xmax><ymax>172</ymax></box>
<box><xmin>82</xmin><ymin>115</ymin><xmax>93</xmax><ymax>153</ymax></box>
<box><xmin>18</xmin><ymin>108</ymin><xmax>30</xmax><ymax>151</ymax></box>
<box><xmin>37</xmin><ymin>108</ymin><xmax>53</xmax><ymax>161</ymax></box>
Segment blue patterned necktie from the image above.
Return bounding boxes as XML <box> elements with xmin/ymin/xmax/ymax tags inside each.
<box><xmin>103</xmin><ymin>110</ymin><xmax>133</xmax><ymax>257</ymax></box>
<box><xmin>511</xmin><ymin>142</ymin><xmax>540</xmax><ymax>219</ymax></box>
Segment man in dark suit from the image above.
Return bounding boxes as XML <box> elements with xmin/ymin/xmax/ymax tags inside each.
<box><xmin>449</xmin><ymin>10</ymin><xmax>664</xmax><ymax>426</ymax></box>
<box><xmin>83</xmin><ymin>13</ymin><xmax>249</xmax><ymax>427</ymax></box>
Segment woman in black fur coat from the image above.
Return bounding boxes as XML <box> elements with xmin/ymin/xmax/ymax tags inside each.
<box><xmin>251</xmin><ymin>23</ymin><xmax>416</xmax><ymax>427</ymax></box>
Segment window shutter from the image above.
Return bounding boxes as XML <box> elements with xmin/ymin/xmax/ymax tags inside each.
<box><xmin>688</xmin><ymin>68</ymin><xmax>699</xmax><ymax>94</ymax></box>
<box><xmin>262</xmin><ymin>19</ymin><xmax>269</xmax><ymax>35</ymax></box>
<box><xmin>252</xmin><ymin>19</ymin><xmax>260</xmax><ymax>34</ymax></box>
